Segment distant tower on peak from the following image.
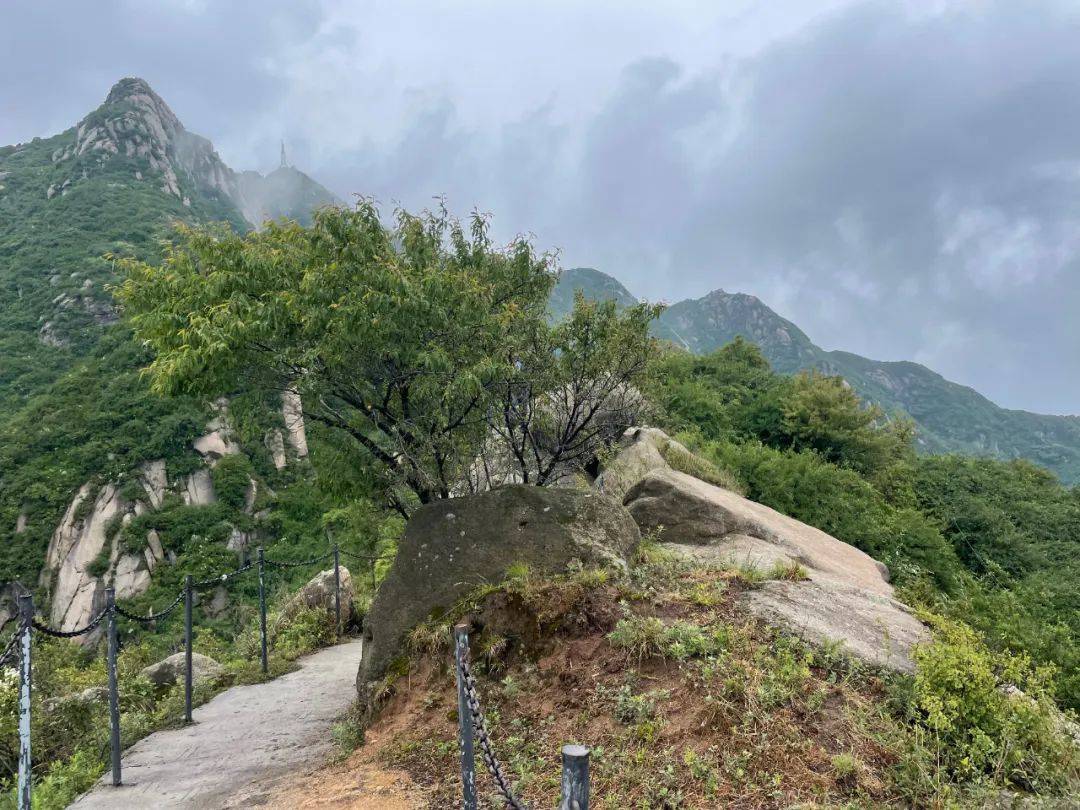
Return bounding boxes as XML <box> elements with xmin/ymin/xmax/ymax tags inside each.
<box><xmin>279</xmin><ymin>140</ymin><xmax>288</xmax><ymax>169</ymax></box>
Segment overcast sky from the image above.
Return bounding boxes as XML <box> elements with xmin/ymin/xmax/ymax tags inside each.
<box><xmin>3</xmin><ymin>0</ymin><xmax>1079</xmax><ymax>414</ymax></box>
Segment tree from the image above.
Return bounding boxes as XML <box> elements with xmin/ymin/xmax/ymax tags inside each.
<box><xmin>779</xmin><ymin>370</ymin><xmax>913</xmax><ymax>477</ymax></box>
<box><xmin>116</xmin><ymin>202</ymin><xmax>659</xmax><ymax>513</ymax></box>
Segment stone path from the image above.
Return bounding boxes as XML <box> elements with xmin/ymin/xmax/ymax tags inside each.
<box><xmin>71</xmin><ymin>638</ymin><xmax>365</xmax><ymax>809</ymax></box>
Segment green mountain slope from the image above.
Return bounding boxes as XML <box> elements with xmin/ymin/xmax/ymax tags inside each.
<box><xmin>551</xmin><ymin>267</ymin><xmax>1080</xmax><ymax>482</ymax></box>
<box><xmin>0</xmin><ymin>78</ymin><xmax>336</xmax><ymax>587</ymax></box>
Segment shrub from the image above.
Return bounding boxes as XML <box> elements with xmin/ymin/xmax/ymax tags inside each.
<box><xmin>910</xmin><ymin>617</ymin><xmax>1077</xmax><ymax>792</ymax></box>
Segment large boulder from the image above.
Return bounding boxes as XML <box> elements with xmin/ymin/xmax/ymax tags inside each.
<box><xmin>357</xmin><ymin>486</ymin><xmax>640</xmax><ymax>695</ymax></box>
<box><xmin>594</xmin><ymin>427</ymin><xmax>671</xmax><ymax>501</ymax></box>
<box><xmin>283</xmin><ymin>567</ymin><xmax>354</xmax><ymax>621</ymax></box>
<box><xmin>624</xmin><ymin>468</ymin><xmax>928</xmax><ymax>672</ymax></box>
<box><xmin>141</xmin><ymin>652</ymin><xmax>224</xmax><ymax>688</ymax></box>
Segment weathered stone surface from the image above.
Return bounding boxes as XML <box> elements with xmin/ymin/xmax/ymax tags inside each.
<box><xmin>44</xmin><ymin>685</ymin><xmax>108</xmax><ymax>713</ymax></box>
<box><xmin>594</xmin><ymin>427</ymin><xmax>674</xmax><ymax>501</ymax></box>
<box><xmin>140</xmin><ymin>460</ymin><xmax>168</xmax><ymax>508</ymax></box>
<box><xmin>205</xmin><ymin>586</ymin><xmax>229</xmax><ymax>619</ymax></box>
<box><xmin>265</xmin><ymin>429</ymin><xmax>287</xmax><ymax>470</ymax></box>
<box><xmin>183</xmin><ymin>469</ymin><xmax>216</xmax><ymax>506</ymax></box>
<box><xmin>193</xmin><ymin>429</ymin><xmax>241</xmax><ymax>459</ymax></box>
<box><xmin>112</xmin><ymin>552</ymin><xmax>151</xmax><ymax>601</ymax></box>
<box><xmin>357</xmin><ymin>486</ymin><xmax>640</xmax><ymax>693</ymax></box>
<box><xmin>282</xmin><ymin>389</ymin><xmax>309</xmax><ymax>459</ymax></box>
<box><xmin>624</xmin><ymin>468</ymin><xmax>928</xmax><ymax>672</ymax></box>
<box><xmin>626</xmin><ymin>469</ymin><xmax>889</xmax><ymax>594</ymax></box>
<box><xmin>45</xmin><ymin>483</ymin><xmax>125</xmax><ymax>637</ymax></box>
<box><xmin>284</xmin><ymin>567</ymin><xmax>354</xmax><ymax>620</ymax></box>
<box><xmin>141</xmin><ymin>652</ymin><xmax>224</xmax><ymax>688</ymax></box>
<box><xmin>740</xmin><ymin>580</ymin><xmax>926</xmax><ymax>672</ymax></box>
<box><xmin>15</xmin><ymin>511</ymin><xmax>28</xmax><ymax>534</ymax></box>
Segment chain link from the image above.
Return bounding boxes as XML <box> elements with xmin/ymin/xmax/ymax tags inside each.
<box><xmin>0</xmin><ymin>630</ymin><xmax>20</xmax><ymax>669</ymax></box>
<box><xmin>457</xmin><ymin>653</ymin><xmax>528</xmax><ymax>810</ymax></box>
<box><xmin>192</xmin><ymin>561</ymin><xmax>255</xmax><ymax>589</ymax></box>
<box><xmin>32</xmin><ymin>606</ymin><xmax>110</xmax><ymax>639</ymax></box>
<box><xmin>263</xmin><ymin>550</ymin><xmax>335</xmax><ymax>569</ymax></box>
<box><xmin>114</xmin><ymin>590</ymin><xmax>185</xmax><ymax>624</ymax></box>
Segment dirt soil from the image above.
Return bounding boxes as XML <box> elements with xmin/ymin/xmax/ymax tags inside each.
<box><xmin>265</xmin><ymin>564</ymin><xmax>902</xmax><ymax>809</ymax></box>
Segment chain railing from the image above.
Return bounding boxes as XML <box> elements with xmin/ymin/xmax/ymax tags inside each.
<box><xmin>0</xmin><ymin>541</ymin><xmax>370</xmax><ymax>810</ymax></box>
<box><xmin>453</xmin><ymin>623</ymin><xmax>591</xmax><ymax>810</ymax></box>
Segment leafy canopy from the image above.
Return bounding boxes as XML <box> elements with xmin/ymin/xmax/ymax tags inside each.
<box><xmin>117</xmin><ymin>202</ymin><xmax>659</xmax><ymax>512</ymax></box>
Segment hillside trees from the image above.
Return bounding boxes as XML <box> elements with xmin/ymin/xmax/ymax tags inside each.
<box><xmin>116</xmin><ymin>202</ymin><xmax>658</xmax><ymax>514</ymax></box>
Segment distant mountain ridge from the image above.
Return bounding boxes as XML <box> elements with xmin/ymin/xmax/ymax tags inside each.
<box><xmin>551</xmin><ymin>267</ymin><xmax>1080</xmax><ymax>483</ymax></box>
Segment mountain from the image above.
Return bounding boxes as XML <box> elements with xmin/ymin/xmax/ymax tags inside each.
<box><xmin>551</xmin><ymin>267</ymin><xmax>1080</xmax><ymax>483</ymax></box>
<box><xmin>0</xmin><ymin>78</ymin><xmax>334</xmax><ymax>594</ymax></box>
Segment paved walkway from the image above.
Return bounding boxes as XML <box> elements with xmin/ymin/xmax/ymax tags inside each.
<box><xmin>71</xmin><ymin>638</ymin><xmax>365</xmax><ymax>809</ymax></box>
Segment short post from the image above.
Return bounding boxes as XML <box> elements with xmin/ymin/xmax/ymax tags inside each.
<box><xmin>333</xmin><ymin>543</ymin><xmax>341</xmax><ymax>636</ymax></box>
<box><xmin>105</xmin><ymin>588</ymin><xmax>122</xmax><ymax>786</ymax></box>
<box><xmin>258</xmin><ymin>546</ymin><xmax>268</xmax><ymax>674</ymax></box>
<box><xmin>454</xmin><ymin>623</ymin><xmax>477</xmax><ymax>810</ymax></box>
<box><xmin>183</xmin><ymin>574</ymin><xmax>193</xmax><ymax>724</ymax></box>
<box><xmin>17</xmin><ymin>594</ymin><xmax>33</xmax><ymax>810</ymax></box>
<box><xmin>560</xmin><ymin>744</ymin><xmax>590</xmax><ymax>810</ymax></box>
<box><xmin>369</xmin><ymin>558</ymin><xmax>377</xmax><ymax>594</ymax></box>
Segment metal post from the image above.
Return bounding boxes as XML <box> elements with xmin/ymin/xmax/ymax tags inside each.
<box><xmin>105</xmin><ymin>588</ymin><xmax>122</xmax><ymax>786</ymax></box>
<box><xmin>17</xmin><ymin>594</ymin><xmax>33</xmax><ymax>810</ymax></box>
<box><xmin>370</xmin><ymin>558</ymin><xmax>377</xmax><ymax>594</ymax></box>
<box><xmin>258</xmin><ymin>547</ymin><xmax>268</xmax><ymax>674</ymax></box>
<box><xmin>184</xmin><ymin>574</ymin><xmax>193</xmax><ymax>724</ymax></box>
<box><xmin>454</xmin><ymin>623</ymin><xmax>477</xmax><ymax>810</ymax></box>
<box><xmin>333</xmin><ymin>543</ymin><xmax>341</xmax><ymax>636</ymax></box>
<box><xmin>560</xmin><ymin>744</ymin><xmax>590</xmax><ymax>810</ymax></box>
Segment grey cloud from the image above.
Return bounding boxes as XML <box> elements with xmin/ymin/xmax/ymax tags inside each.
<box><xmin>3</xmin><ymin>0</ymin><xmax>1080</xmax><ymax>412</ymax></box>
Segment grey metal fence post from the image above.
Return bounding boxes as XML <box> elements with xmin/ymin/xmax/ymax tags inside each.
<box><xmin>333</xmin><ymin>543</ymin><xmax>341</xmax><ymax>636</ymax></box>
<box><xmin>560</xmin><ymin>744</ymin><xmax>590</xmax><ymax>810</ymax></box>
<box><xmin>184</xmin><ymin>574</ymin><xmax>193</xmax><ymax>724</ymax></box>
<box><xmin>258</xmin><ymin>546</ymin><xmax>268</xmax><ymax>674</ymax></box>
<box><xmin>370</xmin><ymin>558</ymin><xmax>376</xmax><ymax>594</ymax></box>
<box><xmin>17</xmin><ymin>594</ymin><xmax>33</xmax><ymax>810</ymax></box>
<box><xmin>454</xmin><ymin>623</ymin><xmax>477</xmax><ymax>810</ymax></box>
<box><xmin>105</xmin><ymin>587</ymin><xmax>122</xmax><ymax>786</ymax></box>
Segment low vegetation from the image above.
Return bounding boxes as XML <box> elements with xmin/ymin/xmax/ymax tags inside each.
<box><xmin>339</xmin><ymin>552</ymin><xmax>1077</xmax><ymax>808</ymax></box>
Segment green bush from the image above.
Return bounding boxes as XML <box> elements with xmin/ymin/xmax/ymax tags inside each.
<box><xmin>909</xmin><ymin>617</ymin><xmax>1077</xmax><ymax>791</ymax></box>
<box><xmin>210</xmin><ymin>454</ymin><xmax>255</xmax><ymax>510</ymax></box>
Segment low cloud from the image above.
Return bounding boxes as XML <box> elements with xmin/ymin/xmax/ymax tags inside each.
<box><xmin>3</xmin><ymin>0</ymin><xmax>1079</xmax><ymax>412</ymax></box>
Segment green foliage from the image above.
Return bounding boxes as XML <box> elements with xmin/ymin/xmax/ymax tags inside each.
<box><xmin>210</xmin><ymin>454</ymin><xmax>254</xmax><ymax>510</ymax></box>
<box><xmin>116</xmin><ymin>203</ymin><xmax>557</xmax><ymax>508</ymax></box>
<box><xmin>907</xmin><ymin>617</ymin><xmax>1077</xmax><ymax>792</ymax></box>
<box><xmin>608</xmin><ymin>615</ymin><xmax>727</xmax><ymax>662</ymax></box>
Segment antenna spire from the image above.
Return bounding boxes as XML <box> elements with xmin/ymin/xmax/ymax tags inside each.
<box><xmin>280</xmin><ymin>140</ymin><xmax>288</xmax><ymax>169</ymax></box>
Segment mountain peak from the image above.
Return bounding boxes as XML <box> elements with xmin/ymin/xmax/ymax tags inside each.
<box><xmin>104</xmin><ymin>77</ymin><xmax>160</xmax><ymax>105</ymax></box>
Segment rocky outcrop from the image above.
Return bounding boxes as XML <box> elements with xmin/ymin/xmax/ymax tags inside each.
<box><xmin>357</xmin><ymin>486</ymin><xmax>640</xmax><ymax>693</ymax></box>
<box><xmin>111</xmin><ymin>552</ymin><xmax>151</xmax><ymax>601</ymax></box>
<box><xmin>283</xmin><ymin>567</ymin><xmax>354</xmax><ymax>621</ymax></box>
<box><xmin>265</xmin><ymin>429</ymin><xmax>287</xmax><ymax>470</ymax></box>
<box><xmin>624</xmin><ymin>468</ymin><xmax>928</xmax><ymax>672</ymax></box>
<box><xmin>140</xmin><ymin>460</ymin><xmax>168</xmax><ymax>508</ymax></box>
<box><xmin>45</xmin><ymin>484</ymin><xmax>124</xmax><ymax>635</ymax></box>
<box><xmin>183</xmin><ymin>469</ymin><xmax>216</xmax><ymax>506</ymax></box>
<box><xmin>141</xmin><ymin>652</ymin><xmax>224</xmax><ymax>688</ymax></box>
<box><xmin>281</xmin><ymin>389</ymin><xmax>309</xmax><ymax>459</ymax></box>
<box><xmin>193</xmin><ymin>430</ymin><xmax>240</xmax><ymax>459</ymax></box>
<box><xmin>595</xmin><ymin>427</ymin><xmax>678</xmax><ymax>501</ymax></box>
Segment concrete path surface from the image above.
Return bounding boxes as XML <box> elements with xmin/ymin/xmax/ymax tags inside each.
<box><xmin>71</xmin><ymin>638</ymin><xmax>364</xmax><ymax>809</ymax></box>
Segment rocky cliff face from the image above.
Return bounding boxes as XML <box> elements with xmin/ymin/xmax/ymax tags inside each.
<box><xmin>36</xmin><ymin>391</ymin><xmax>312</xmax><ymax>636</ymax></box>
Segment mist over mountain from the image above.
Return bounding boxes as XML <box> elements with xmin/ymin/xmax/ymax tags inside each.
<box><xmin>552</xmin><ymin>267</ymin><xmax>1080</xmax><ymax>483</ymax></box>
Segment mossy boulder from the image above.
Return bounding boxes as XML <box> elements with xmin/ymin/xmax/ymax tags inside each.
<box><xmin>356</xmin><ymin>485</ymin><xmax>640</xmax><ymax>696</ymax></box>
